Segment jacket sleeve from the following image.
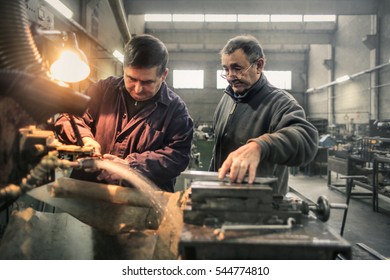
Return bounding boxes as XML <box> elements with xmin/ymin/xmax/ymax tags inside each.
<box><xmin>248</xmin><ymin>99</ymin><xmax>319</xmax><ymax>167</ymax></box>
<box><xmin>126</xmin><ymin>105</ymin><xmax>194</xmax><ymax>186</ymax></box>
<box><xmin>54</xmin><ymin>81</ymin><xmax>104</xmax><ymax>144</ymax></box>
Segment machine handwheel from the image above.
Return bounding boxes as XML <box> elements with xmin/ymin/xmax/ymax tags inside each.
<box><xmin>316</xmin><ymin>195</ymin><xmax>331</xmax><ymax>222</ymax></box>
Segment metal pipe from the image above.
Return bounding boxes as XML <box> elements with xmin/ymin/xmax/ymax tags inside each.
<box><xmin>108</xmin><ymin>0</ymin><xmax>132</xmax><ymax>43</ymax></box>
<box><xmin>306</xmin><ymin>61</ymin><xmax>390</xmax><ymax>93</ymax></box>
<box><xmin>0</xmin><ymin>69</ymin><xmax>90</xmax><ymax>122</ymax></box>
<box><xmin>0</xmin><ymin>0</ymin><xmax>45</xmax><ymax>74</ymax></box>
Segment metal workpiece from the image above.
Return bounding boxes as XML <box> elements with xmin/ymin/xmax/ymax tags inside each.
<box><xmin>183</xmin><ymin>180</ymin><xmax>301</xmax><ymax>226</ymax></box>
<box><xmin>180</xmin><ymin>170</ymin><xmax>278</xmax><ymax>185</ymax></box>
<box><xmin>179</xmin><ymin>179</ymin><xmax>351</xmax><ymax>260</ymax></box>
<box><xmin>73</xmin><ymin>157</ymin><xmax>100</xmax><ymax>170</ymax></box>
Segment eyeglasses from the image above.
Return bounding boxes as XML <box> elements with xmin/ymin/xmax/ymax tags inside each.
<box><xmin>220</xmin><ymin>63</ymin><xmax>255</xmax><ymax>79</ymax></box>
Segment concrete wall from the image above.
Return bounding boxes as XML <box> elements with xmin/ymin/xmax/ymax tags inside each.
<box><xmin>379</xmin><ymin>3</ymin><xmax>390</xmax><ymax>120</ymax></box>
<box><xmin>307</xmin><ymin>12</ymin><xmax>390</xmax><ymax>129</ymax></box>
<box><xmin>333</xmin><ymin>15</ymin><xmax>371</xmax><ymax>125</ymax></box>
<box><xmin>83</xmin><ymin>0</ymin><xmax>124</xmax><ymax>80</ymax></box>
<box><xmin>307</xmin><ymin>44</ymin><xmax>331</xmax><ymax>119</ymax></box>
<box><xmin>58</xmin><ymin>0</ymin><xmax>124</xmax><ymax>82</ymax></box>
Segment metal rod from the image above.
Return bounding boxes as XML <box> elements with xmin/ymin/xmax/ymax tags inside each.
<box><xmin>218</xmin><ymin>217</ymin><xmax>295</xmax><ymax>234</ymax></box>
<box><xmin>356</xmin><ymin>243</ymin><xmax>387</xmax><ymax>260</ymax></box>
<box><xmin>68</xmin><ymin>114</ymin><xmax>84</xmax><ymax>147</ymax></box>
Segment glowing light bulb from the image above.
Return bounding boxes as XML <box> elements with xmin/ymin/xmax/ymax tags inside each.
<box><xmin>50</xmin><ymin>50</ymin><xmax>90</xmax><ymax>83</ymax></box>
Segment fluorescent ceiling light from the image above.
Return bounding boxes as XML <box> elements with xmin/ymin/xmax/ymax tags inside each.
<box><xmin>113</xmin><ymin>50</ymin><xmax>124</xmax><ymax>63</ymax></box>
<box><xmin>237</xmin><ymin>14</ymin><xmax>269</xmax><ymax>22</ymax></box>
<box><xmin>144</xmin><ymin>14</ymin><xmax>172</xmax><ymax>22</ymax></box>
<box><xmin>336</xmin><ymin>75</ymin><xmax>350</xmax><ymax>83</ymax></box>
<box><xmin>271</xmin><ymin>14</ymin><xmax>302</xmax><ymax>22</ymax></box>
<box><xmin>205</xmin><ymin>14</ymin><xmax>237</xmax><ymax>22</ymax></box>
<box><xmin>173</xmin><ymin>14</ymin><xmax>204</xmax><ymax>22</ymax></box>
<box><xmin>45</xmin><ymin>0</ymin><xmax>73</xmax><ymax>19</ymax></box>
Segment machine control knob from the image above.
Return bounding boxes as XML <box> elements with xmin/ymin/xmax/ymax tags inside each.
<box><xmin>315</xmin><ymin>196</ymin><xmax>331</xmax><ymax>222</ymax></box>
<box><xmin>301</xmin><ymin>196</ymin><xmax>347</xmax><ymax>222</ymax></box>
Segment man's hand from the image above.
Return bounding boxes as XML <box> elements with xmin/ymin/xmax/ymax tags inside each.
<box><xmin>218</xmin><ymin>141</ymin><xmax>261</xmax><ymax>184</ymax></box>
<box><xmin>82</xmin><ymin>136</ymin><xmax>102</xmax><ymax>157</ymax></box>
<box><xmin>96</xmin><ymin>154</ymin><xmax>129</xmax><ymax>183</ymax></box>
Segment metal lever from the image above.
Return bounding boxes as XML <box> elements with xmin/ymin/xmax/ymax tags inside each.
<box><xmin>213</xmin><ymin>217</ymin><xmax>296</xmax><ymax>240</ymax></box>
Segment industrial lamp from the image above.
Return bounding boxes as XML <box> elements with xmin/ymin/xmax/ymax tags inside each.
<box><xmin>49</xmin><ymin>32</ymin><xmax>90</xmax><ymax>83</ymax></box>
<box><xmin>35</xmin><ymin>28</ymin><xmax>90</xmax><ymax>83</ymax></box>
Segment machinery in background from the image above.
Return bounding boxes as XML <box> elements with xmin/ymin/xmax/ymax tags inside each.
<box><xmin>327</xmin><ymin>120</ymin><xmax>390</xmax><ymax>213</ymax></box>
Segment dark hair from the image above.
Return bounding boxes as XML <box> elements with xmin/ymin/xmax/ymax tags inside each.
<box><xmin>220</xmin><ymin>34</ymin><xmax>265</xmax><ymax>63</ymax></box>
<box><xmin>124</xmin><ymin>34</ymin><xmax>168</xmax><ymax>76</ymax></box>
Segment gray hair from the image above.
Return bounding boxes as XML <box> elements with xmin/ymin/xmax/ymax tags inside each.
<box><xmin>220</xmin><ymin>34</ymin><xmax>265</xmax><ymax>63</ymax></box>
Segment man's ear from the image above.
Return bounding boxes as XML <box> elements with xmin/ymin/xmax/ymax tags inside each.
<box><xmin>257</xmin><ymin>58</ymin><xmax>266</xmax><ymax>72</ymax></box>
<box><xmin>161</xmin><ymin>68</ymin><xmax>169</xmax><ymax>80</ymax></box>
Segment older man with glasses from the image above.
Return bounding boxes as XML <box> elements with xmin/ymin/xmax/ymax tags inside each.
<box><xmin>210</xmin><ymin>34</ymin><xmax>318</xmax><ymax>196</ymax></box>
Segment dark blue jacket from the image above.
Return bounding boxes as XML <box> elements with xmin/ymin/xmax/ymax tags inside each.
<box><xmin>55</xmin><ymin>76</ymin><xmax>194</xmax><ymax>192</ymax></box>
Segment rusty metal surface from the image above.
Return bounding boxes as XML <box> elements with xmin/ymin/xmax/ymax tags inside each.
<box><xmin>179</xmin><ymin>217</ymin><xmax>351</xmax><ymax>259</ymax></box>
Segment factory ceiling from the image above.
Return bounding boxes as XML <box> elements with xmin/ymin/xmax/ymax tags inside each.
<box><xmin>122</xmin><ymin>0</ymin><xmax>381</xmax><ymax>54</ymax></box>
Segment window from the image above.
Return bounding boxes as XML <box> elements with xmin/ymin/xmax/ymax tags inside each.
<box><xmin>144</xmin><ymin>14</ymin><xmax>172</xmax><ymax>22</ymax></box>
<box><xmin>237</xmin><ymin>14</ymin><xmax>269</xmax><ymax>22</ymax></box>
<box><xmin>144</xmin><ymin>14</ymin><xmax>336</xmax><ymax>23</ymax></box>
<box><xmin>172</xmin><ymin>14</ymin><xmax>204</xmax><ymax>22</ymax></box>
<box><xmin>204</xmin><ymin>14</ymin><xmax>237</xmax><ymax>22</ymax></box>
<box><xmin>216</xmin><ymin>70</ymin><xmax>229</xmax><ymax>89</ymax></box>
<box><xmin>270</xmin><ymin>15</ymin><xmax>302</xmax><ymax>22</ymax></box>
<box><xmin>304</xmin><ymin>15</ymin><xmax>336</xmax><ymax>22</ymax></box>
<box><xmin>173</xmin><ymin>70</ymin><xmax>204</xmax><ymax>89</ymax></box>
<box><xmin>263</xmin><ymin>71</ymin><xmax>292</xmax><ymax>90</ymax></box>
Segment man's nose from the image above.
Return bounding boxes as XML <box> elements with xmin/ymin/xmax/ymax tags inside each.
<box><xmin>134</xmin><ymin>82</ymin><xmax>143</xmax><ymax>93</ymax></box>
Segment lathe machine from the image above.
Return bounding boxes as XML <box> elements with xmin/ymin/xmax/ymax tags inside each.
<box><xmin>178</xmin><ymin>171</ymin><xmax>351</xmax><ymax>260</ymax></box>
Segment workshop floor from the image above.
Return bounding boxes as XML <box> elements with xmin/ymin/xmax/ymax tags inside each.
<box><xmin>289</xmin><ymin>172</ymin><xmax>390</xmax><ymax>259</ymax></box>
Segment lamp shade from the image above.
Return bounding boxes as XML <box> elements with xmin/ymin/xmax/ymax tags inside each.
<box><xmin>50</xmin><ymin>48</ymin><xmax>90</xmax><ymax>83</ymax></box>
